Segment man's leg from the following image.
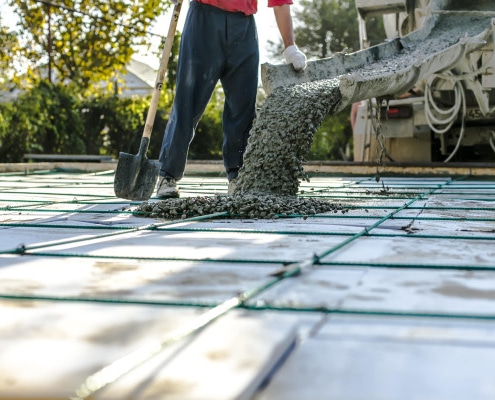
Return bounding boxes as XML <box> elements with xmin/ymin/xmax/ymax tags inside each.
<box><xmin>158</xmin><ymin>2</ymin><xmax>228</xmax><ymax>181</ymax></box>
<box><xmin>220</xmin><ymin>13</ymin><xmax>259</xmax><ymax>181</ymax></box>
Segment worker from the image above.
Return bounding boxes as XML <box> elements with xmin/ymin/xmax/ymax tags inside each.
<box><xmin>156</xmin><ymin>0</ymin><xmax>307</xmax><ymax>198</ymax></box>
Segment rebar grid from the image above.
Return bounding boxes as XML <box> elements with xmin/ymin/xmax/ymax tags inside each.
<box><xmin>1</xmin><ymin>170</ymin><xmax>494</xmax><ymax>311</ymax></box>
<box><xmin>1</xmin><ymin>169</ymin><xmax>495</xmax><ymax>397</ymax></box>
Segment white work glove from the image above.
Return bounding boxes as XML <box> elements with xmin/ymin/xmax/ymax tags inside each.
<box><xmin>283</xmin><ymin>45</ymin><xmax>307</xmax><ymax>71</ymax></box>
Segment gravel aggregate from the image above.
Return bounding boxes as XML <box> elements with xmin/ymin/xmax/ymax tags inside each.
<box><xmin>137</xmin><ymin>194</ymin><xmax>347</xmax><ymax>220</ymax></box>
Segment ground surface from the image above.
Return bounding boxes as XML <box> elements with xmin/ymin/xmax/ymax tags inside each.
<box><xmin>1</xmin><ymin>168</ymin><xmax>495</xmax><ymax>399</ymax></box>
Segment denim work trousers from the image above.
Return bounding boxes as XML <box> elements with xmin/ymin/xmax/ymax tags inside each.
<box><xmin>159</xmin><ymin>1</ymin><xmax>259</xmax><ymax>181</ymax></box>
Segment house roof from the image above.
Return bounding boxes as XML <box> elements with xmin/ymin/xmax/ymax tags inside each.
<box><xmin>115</xmin><ymin>57</ymin><xmax>157</xmax><ymax>97</ymax></box>
<box><xmin>0</xmin><ymin>57</ymin><xmax>158</xmax><ymax>102</ymax></box>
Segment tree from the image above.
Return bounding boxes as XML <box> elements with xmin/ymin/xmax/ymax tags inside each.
<box><xmin>7</xmin><ymin>0</ymin><xmax>170</xmax><ymax>92</ymax></box>
<box><xmin>306</xmin><ymin>108</ymin><xmax>353</xmax><ymax>161</ymax></box>
<box><xmin>188</xmin><ymin>88</ymin><xmax>225</xmax><ymax>160</ymax></box>
<box><xmin>269</xmin><ymin>0</ymin><xmax>385</xmax><ymax>60</ymax></box>
<box><xmin>0</xmin><ymin>24</ymin><xmax>21</xmax><ymax>87</ymax></box>
<box><xmin>296</xmin><ymin>0</ymin><xmax>357</xmax><ymax>59</ymax></box>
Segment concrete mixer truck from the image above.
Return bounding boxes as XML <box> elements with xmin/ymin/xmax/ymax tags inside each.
<box><xmin>261</xmin><ymin>0</ymin><xmax>495</xmax><ymax>165</ymax></box>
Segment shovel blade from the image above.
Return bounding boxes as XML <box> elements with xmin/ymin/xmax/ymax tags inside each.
<box><xmin>114</xmin><ymin>151</ymin><xmax>160</xmax><ymax>201</ymax></box>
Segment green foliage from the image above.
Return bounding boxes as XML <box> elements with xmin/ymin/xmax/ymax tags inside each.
<box><xmin>289</xmin><ymin>0</ymin><xmax>386</xmax><ymax>59</ymax></box>
<box><xmin>0</xmin><ymin>102</ymin><xmax>16</xmax><ymax>161</ymax></box>
<box><xmin>157</xmin><ymin>32</ymin><xmax>181</xmax><ymax>93</ymax></box>
<box><xmin>78</xmin><ymin>89</ymin><xmax>179</xmax><ymax>159</ymax></box>
<box><xmin>0</xmin><ymin>79</ymin><xmax>224</xmax><ymax>163</ymax></box>
<box><xmin>307</xmin><ymin>106</ymin><xmax>353</xmax><ymax>161</ymax></box>
<box><xmin>295</xmin><ymin>0</ymin><xmax>356</xmax><ymax>59</ymax></box>
<box><xmin>80</xmin><ymin>94</ymin><xmax>146</xmax><ymax>157</ymax></box>
<box><xmin>0</xmin><ymin>81</ymin><xmax>85</xmax><ymax>162</ymax></box>
<box><xmin>0</xmin><ymin>25</ymin><xmax>20</xmax><ymax>86</ymax></box>
<box><xmin>7</xmin><ymin>0</ymin><xmax>170</xmax><ymax>92</ymax></box>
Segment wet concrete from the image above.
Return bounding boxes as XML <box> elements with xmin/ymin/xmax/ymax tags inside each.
<box><xmin>138</xmin><ymin>192</ymin><xmax>348</xmax><ymax>219</ymax></box>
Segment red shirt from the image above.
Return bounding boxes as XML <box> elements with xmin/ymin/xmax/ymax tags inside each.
<box><xmin>195</xmin><ymin>0</ymin><xmax>293</xmax><ymax>16</ymax></box>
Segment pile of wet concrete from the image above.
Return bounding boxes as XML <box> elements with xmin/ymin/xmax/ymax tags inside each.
<box><xmin>137</xmin><ymin>79</ymin><xmax>346</xmax><ymax>220</ymax></box>
<box><xmin>137</xmin><ymin>193</ymin><xmax>348</xmax><ymax>220</ymax></box>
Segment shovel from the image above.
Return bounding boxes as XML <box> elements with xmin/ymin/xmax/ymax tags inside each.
<box><xmin>114</xmin><ymin>0</ymin><xmax>183</xmax><ymax>201</ymax></box>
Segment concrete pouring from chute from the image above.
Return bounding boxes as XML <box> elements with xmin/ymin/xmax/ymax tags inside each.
<box><xmin>261</xmin><ymin>0</ymin><xmax>495</xmax><ymax>116</ymax></box>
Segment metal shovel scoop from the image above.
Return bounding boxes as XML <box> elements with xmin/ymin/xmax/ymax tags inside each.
<box><xmin>114</xmin><ymin>0</ymin><xmax>183</xmax><ymax>201</ymax></box>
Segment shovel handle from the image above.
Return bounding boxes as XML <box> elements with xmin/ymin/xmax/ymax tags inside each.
<box><xmin>142</xmin><ymin>0</ymin><xmax>183</xmax><ymax>140</ymax></box>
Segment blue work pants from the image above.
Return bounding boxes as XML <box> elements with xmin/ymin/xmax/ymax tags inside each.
<box><xmin>159</xmin><ymin>1</ymin><xmax>259</xmax><ymax>181</ymax></box>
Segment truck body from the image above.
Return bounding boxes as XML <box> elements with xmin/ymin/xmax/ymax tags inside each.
<box><xmin>353</xmin><ymin>0</ymin><xmax>495</xmax><ymax>163</ymax></box>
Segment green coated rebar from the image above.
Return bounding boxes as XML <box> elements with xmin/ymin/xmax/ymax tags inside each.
<box><xmin>2</xmin><ymin>171</ymin><xmax>495</xmax><ymax>397</ymax></box>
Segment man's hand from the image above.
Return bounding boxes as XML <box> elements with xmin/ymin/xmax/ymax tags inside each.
<box><xmin>283</xmin><ymin>45</ymin><xmax>307</xmax><ymax>71</ymax></box>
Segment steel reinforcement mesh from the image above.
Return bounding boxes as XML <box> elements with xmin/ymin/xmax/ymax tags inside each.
<box><xmin>1</xmin><ymin>168</ymin><xmax>495</xmax><ymax>397</ymax></box>
<box><xmin>1</xmin><ymin>169</ymin><xmax>495</xmax><ymax>307</ymax></box>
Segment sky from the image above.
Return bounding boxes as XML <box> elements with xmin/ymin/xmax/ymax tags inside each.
<box><xmin>0</xmin><ymin>0</ymin><xmax>283</xmax><ymax>68</ymax></box>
